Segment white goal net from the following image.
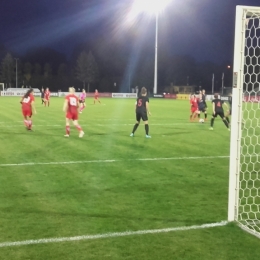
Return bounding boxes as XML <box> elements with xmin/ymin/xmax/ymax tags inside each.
<box><xmin>228</xmin><ymin>6</ymin><xmax>260</xmax><ymax>238</ymax></box>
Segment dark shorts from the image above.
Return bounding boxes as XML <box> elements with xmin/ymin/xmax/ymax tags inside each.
<box><xmin>213</xmin><ymin>111</ymin><xmax>225</xmax><ymax>119</ymax></box>
<box><xmin>199</xmin><ymin>107</ymin><xmax>206</xmax><ymax>112</ymax></box>
<box><xmin>79</xmin><ymin>99</ymin><xmax>85</xmax><ymax>104</ymax></box>
<box><xmin>136</xmin><ymin>111</ymin><xmax>148</xmax><ymax>122</ymax></box>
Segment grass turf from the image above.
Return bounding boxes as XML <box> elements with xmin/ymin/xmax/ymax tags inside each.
<box><xmin>0</xmin><ymin>96</ymin><xmax>259</xmax><ymax>260</ymax></box>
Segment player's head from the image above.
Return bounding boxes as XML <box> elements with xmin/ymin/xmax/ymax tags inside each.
<box><xmin>95</xmin><ymin>89</ymin><xmax>98</xmax><ymax>92</ymax></box>
<box><xmin>214</xmin><ymin>93</ymin><xmax>219</xmax><ymax>99</ymax></box>
<box><xmin>24</xmin><ymin>88</ymin><xmax>33</xmax><ymax>98</ymax></box>
<box><xmin>69</xmin><ymin>87</ymin><xmax>75</xmax><ymax>93</ymax></box>
<box><xmin>46</xmin><ymin>88</ymin><xmax>49</xmax><ymax>91</ymax></box>
<box><xmin>82</xmin><ymin>89</ymin><xmax>85</xmax><ymax>93</ymax></box>
<box><xmin>202</xmin><ymin>89</ymin><xmax>205</xmax><ymax>94</ymax></box>
<box><xmin>141</xmin><ymin>87</ymin><xmax>147</xmax><ymax>96</ymax></box>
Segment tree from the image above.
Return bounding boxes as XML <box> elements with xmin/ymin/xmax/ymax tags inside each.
<box><xmin>44</xmin><ymin>63</ymin><xmax>52</xmax><ymax>78</ymax></box>
<box><xmin>23</xmin><ymin>62</ymin><xmax>33</xmax><ymax>85</ymax></box>
<box><xmin>57</xmin><ymin>63</ymin><xmax>67</xmax><ymax>78</ymax></box>
<box><xmin>34</xmin><ymin>63</ymin><xmax>42</xmax><ymax>75</ymax></box>
<box><xmin>76</xmin><ymin>51</ymin><xmax>98</xmax><ymax>91</ymax></box>
<box><xmin>0</xmin><ymin>53</ymin><xmax>15</xmax><ymax>88</ymax></box>
<box><xmin>86</xmin><ymin>51</ymin><xmax>99</xmax><ymax>92</ymax></box>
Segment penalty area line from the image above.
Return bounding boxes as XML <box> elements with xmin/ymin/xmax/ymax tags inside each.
<box><xmin>0</xmin><ymin>155</ymin><xmax>230</xmax><ymax>167</ymax></box>
<box><xmin>0</xmin><ymin>221</ymin><xmax>228</xmax><ymax>248</ymax></box>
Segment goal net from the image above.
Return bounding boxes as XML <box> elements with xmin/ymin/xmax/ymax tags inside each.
<box><xmin>228</xmin><ymin>6</ymin><xmax>260</xmax><ymax>238</ymax></box>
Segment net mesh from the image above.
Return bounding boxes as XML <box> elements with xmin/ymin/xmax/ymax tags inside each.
<box><xmin>239</xmin><ymin>12</ymin><xmax>260</xmax><ymax>237</ymax></box>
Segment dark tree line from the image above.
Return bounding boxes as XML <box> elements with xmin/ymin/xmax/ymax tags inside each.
<box><xmin>0</xmin><ymin>42</ymin><xmax>232</xmax><ymax>93</ymax></box>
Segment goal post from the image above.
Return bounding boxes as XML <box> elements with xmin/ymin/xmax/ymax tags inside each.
<box><xmin>228</xmin><ymin>5</ymin><xmax>260</xmax><ymax>238</ymax></box>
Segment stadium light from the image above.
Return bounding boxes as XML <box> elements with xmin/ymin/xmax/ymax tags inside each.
<box><xmin>128</xmin><ymin>0</ymin><xmax>172</xmax><ymax>94</ymax></box>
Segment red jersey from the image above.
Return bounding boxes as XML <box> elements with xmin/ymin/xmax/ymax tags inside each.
<box><xmin>94</xmin><ymin>91</ymin><xmax>99</xmax><ymax>97</ymax></box>
<box><xmin>190</xmin><ymin>98</ymin><xmax>198</xmax><ymax>109</ymax></box>
<box><xmin>65</xmin><ymin>94</ymin><xmax>79</xmax><ymax>111</ymax></box>
<box><xmin>21</xmin><ymin>94</ymin><xmax>35</xmax><ymax>109</ymax></box>
<box><xmin>45</xmin><ymin>90</ymin><xmax>50</xmax><ymax>99</ymax></box>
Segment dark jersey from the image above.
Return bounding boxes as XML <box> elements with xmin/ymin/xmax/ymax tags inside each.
<box><xmin>202</xmin><ymin>94</ymin><xmax>207</xmax><ymax>107</ymax></box>
<box><xmin>212</xmin><ymin>98</ymin><xmax>224</xmax><ymax>112</ymax></box>
<box><xmin>41</xmin><ymin>91</ymin><xmax>44</xmax><ymax>98</ymax></box>
<box><xmin>136</xmin><ymin>96</ymin><xmax>149</xmax><ymax>113</ymax></box>
<box><xmin>198</xmin><ymin>98</ymin><xmax>205</xmax><ymax>109</ymax></box>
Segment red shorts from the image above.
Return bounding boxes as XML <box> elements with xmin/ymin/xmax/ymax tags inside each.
<box><xmin>94</xmin><ymin>96</ymin><xmax>98</xmax><ymax>99</ymax></box>
<box><xmin>191</xmin><ymin>108</ymin><xmax>198</xmax><ymax>113</ymax></box>
<box><xmin>66</xmin><ymin>111</ymin><xmax>78</xmax><ymax>121</ymax></box>
<box><xmin>22</xmin><ymin>108</ymin><xmax>32</xmax><ymax>117</ymax></box>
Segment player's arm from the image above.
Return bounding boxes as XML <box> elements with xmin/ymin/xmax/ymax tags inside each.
<box><xmin>63</xmin><ymin>99</ymin><xmax>68</xmax><ymax>112</ymax></box>
<box><xmin>31</xmin><ymin>101</ymin><xmax>37</xmax><ymax>114</ymax></box>
<box><xmin>146</xmin><ymin>101</ymin><xmax>151</xmax><ymax>115</ymax></box>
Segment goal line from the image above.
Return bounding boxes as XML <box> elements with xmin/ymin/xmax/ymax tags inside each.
<box><xmin>0</xmin><ymin>221</ymin><xmax>228</xmax><ymax>248</ymax></box>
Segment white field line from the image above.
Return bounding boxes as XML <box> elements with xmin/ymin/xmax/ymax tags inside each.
<box><xmin>0</xmin><ymin>221</ymin><xmax>228</xmax><ymax>248</ymax></box>
<box><xmin>0</xmin><ymin>155</ymin><xmax>229</xmax><ymax>167</ymax></box>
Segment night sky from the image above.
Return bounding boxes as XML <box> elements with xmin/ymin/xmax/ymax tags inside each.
<box><xmin>0</xmin><ymin>0</ymin><xmax>260</xmax><ymax>63</ymax></box>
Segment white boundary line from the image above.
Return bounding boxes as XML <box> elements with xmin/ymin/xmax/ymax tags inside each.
<box><xmin>0</xmin><ymin>155</ymin><xmax>229</xmax><ymax>167</ymax></box>
<box><xmin>0</xmin><ymin>221</ymin><xmax>228</xmax><ymax>248</ymax></box>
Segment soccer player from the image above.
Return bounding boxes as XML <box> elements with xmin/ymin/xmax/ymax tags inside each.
<box><xmin>130</xmin><ymin>87</ymin><xmax>151</xmax><ymax>138</ymax></box>
<box><xmin>44</xmin><ymin>87</ymin><xmax>50</xmax><ymax>107</ymax></box>
<box><xmin>79</xmin><ymin>89</ymin><xmax>87</xmax><ymax>113</ymax></box>
<box><xmin>190</xmin><ymin>94</ymin><xmax>198</xmax><ymax>121</ymax></box>
<box><xmin>201</xmin><ymin>89</ymin><xmax>207</xmax><ymax>120</ymax></box>
<box><xmin>197</xmin><ymin>93</ymin><xmax>206</xmax><ymax>121</ymax></box>
<box><xmin>63</xmin><ymin>87</ymin><xmax>84</xmax><ymax>138</ymax></box>
<box><xmin>225</xmin><ymin>93</ymin><xmax>232</xmax><ymax>125</ymax></box>
<box><xmin>20</xmin><ymin>88</ymin><xmax>36</xmax><ymax>131</ymax></box>
<box><xmin>94</xmin><ymin>89</ymin><xmax>101</xmax><ymax>104</ymax></box>
<box><xmin>209</xmin><ymin>93</ymin><xmax>230</xmax><ymax>131</ymax></box>
<box><xmin>41</xmin><ymin>87</ymin><xmax>45</xmax><ymax>105</ymax></box>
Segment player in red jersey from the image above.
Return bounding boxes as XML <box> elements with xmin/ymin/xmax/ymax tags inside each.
<box><xmin>94</xmin><ymin>89</ymin><xmax>101</xmax><ymax>104</ymax></box>
<box><xmin>20</xmin><ymin>88</ymin><xmax>37</xmax><ymax>131</ymax></box>
<box><xmin>44</xmin><ymin>88</ymin><xmax>51</xmax><ymax>107</ymax></box>
<box><xmin>189</xmin><ymin>94</ymin><xmax>198</xmax><ymax>121</ymax></box>
<box><xmin>63</xmin><ymin>87</ymin><xmax>84</xmax><ymax>138</ymax></box>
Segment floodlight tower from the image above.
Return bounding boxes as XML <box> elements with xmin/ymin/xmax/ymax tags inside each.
<box><xmin>129</xmin><ymin>0</ymin><xmax>172</xmax><ymax>94</ymax></box>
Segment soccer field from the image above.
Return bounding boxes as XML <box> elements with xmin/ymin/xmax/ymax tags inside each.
<box><xmin>0</xmin><ymin>97</ymin><xmax>259</xmax><ymax>260</ymax></box>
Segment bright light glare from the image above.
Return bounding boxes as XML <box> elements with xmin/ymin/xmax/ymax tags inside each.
<box><xmin>131</xmin><ymin>0</ymin><xmax>172</xmax><ymax>15</ymax></box>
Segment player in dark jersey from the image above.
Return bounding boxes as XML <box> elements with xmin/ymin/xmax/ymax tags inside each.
<box><xmin>209</xmin><ymin>94</ymin><xmax>230</xmax><ymax>131</ymax></box>
<box><xmin>197</xmin><ymin>93</ymin><xmax>206</xmax><ymax>121</ymax></box>
<box><xmin>130</xmin><ymin>87</ymin><xmax>151</xmax><ymax>138</ymax></box>
<box><xmin>41</xmin><ymin>87</ymin><xmax>45</xmax><ymax>104</ymax></box>
<box><xmin>201</xmin><ymin>89</ymin><xmax>207</xmax><ymax>120</ymax></box>
<box><xmin>225</xmin><ymin>93</ymin><xmax>232</xmax><ymax>125</ymax></box>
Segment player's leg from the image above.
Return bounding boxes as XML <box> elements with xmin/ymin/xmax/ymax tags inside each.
<box><xmin>130</xmin><ymin>113</ymin><xmax>140</xmax><ymax>136</ymax></box>
<box><xmin>27</xmin><ymin>113</ymin><xmax>33</xmax><ymax>130</ymax></box>
<box><xmin>209</xmin><ymin>113</ymin><xmax>217</xmax><ymax>130</ymax></box>
<box><xmin>72</xmin><ymin>119</ymin><xmax>84</xmax><ymax>137</ymax></box>
<box><xmin>192</xmin><ymin>110</ymin><xmax>198</xmax><ymax>120</ymax></box>
<box><xmin>225</xmin><ymin>109</ymin><xmax>231</xmax><ymax>125</ymax></box>
<box><xmin>98</xmin><ymin>97</ymin><xmax>101</xmax><ymax>104</ymax></box>
<box><xmin>197</xmin><ymin>110</ymin><xmax>201</xmax><ymax>119</ymax></box>
<box><xmin>48</xmin><ymin>99</ymin><xmax>50</xmax><ymax>107</ymax></box>
<box><xmin>142</xmin><ymin>113</ymin><xmax>151</xmax><ymax>138</ymax></box>
<box><xmin>204</xmin><ymin>108</ymin><xmax>207</xmax><ymax>120</ymax></box>
<box><xmin>65</xmin><ymin>117</ymin><xmax>71</xmax><ymax>137</ymax></box>
<box><xmin>220</xmin><ymin>113</ymin><xmax>230</xmax><ymax>130</ymax></box>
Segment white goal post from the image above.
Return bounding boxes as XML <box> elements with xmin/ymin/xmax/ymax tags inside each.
<box><xmin>228</xmin><ymin>5</ymin><xmax>260</xmax><ymax>239</ymax></box>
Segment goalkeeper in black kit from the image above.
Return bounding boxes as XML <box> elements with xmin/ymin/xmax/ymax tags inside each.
<box><xmin>209</xmin><ymin>94</ymin><xmax>230</xmax><ymax>131</ymax></box>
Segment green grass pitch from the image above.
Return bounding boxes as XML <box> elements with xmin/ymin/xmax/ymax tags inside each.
<box><xmin>0</xmin><ymin>96</ymin><xmax>259</xmax><ymax>260</ymax></box>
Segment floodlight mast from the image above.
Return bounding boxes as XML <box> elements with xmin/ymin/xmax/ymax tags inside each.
<box><xmin>153</xmin><ymin>12</ymin><xmax>158</xmax><ymax>94</ymax></box>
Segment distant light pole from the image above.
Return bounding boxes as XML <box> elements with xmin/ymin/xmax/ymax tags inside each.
<box><xmin>14</xmin><ymin>58</ymin><xmax>19</xmax><ymax>88</ymax></box>
<box><xmin>127</xmin><ymin>0</ymin><xmax>172</xmax><ymax>94</ymax></box>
